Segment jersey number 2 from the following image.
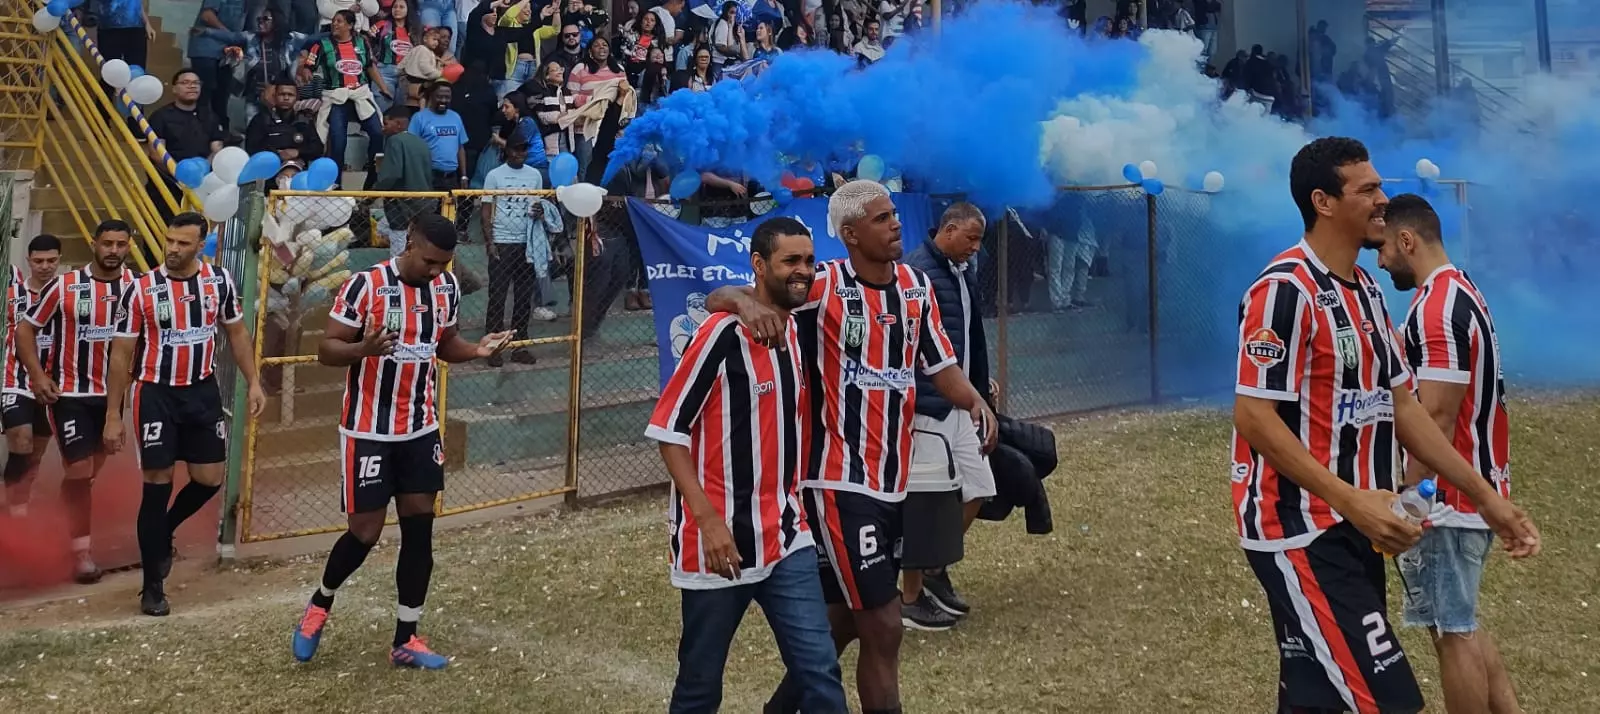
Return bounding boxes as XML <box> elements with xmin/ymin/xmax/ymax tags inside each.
<box><xmin>1362</xmin><ymin>612</ymin><xmax>1394</xmax><ymax>656</ymax></box>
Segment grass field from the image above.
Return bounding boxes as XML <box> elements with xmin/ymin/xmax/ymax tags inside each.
<box><xmin>1</xmin><ymin>397</ymin><xmax>1597</xmax><ymax>713</ymax></box>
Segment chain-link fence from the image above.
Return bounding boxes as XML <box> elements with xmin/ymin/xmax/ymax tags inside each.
<box><xmin>240</xmin><ymin>189</ymin><xmax>584</xmax><ymax>542</ymax></box>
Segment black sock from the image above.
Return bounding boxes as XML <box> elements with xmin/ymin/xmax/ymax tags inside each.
<box><xmin>863</xmin><ymin>708</ymin><xmax>903</xmax><ymax>714</ymax></box>
<box><xmin>764</xmin><ymin>675</ymin><xmax>800</xmax><ymax>714</ymax></box>
<box><xmin>137</xmin><ymin>482</ymin><xmax>173</xmax><ymax>586</ymax></box>
<box><xmin>3</xmin><ymin>454</ymin><xmax>28</xmax><ymax>485</ymax></box>
<box><xmin>165</xmin><ymin>481</ymin><xmax>220</xmax><ymax>535</ymax></box>
<box><xmin>393</xmin><ymin>514</ymin><xmax>435</xmax><ymax>648</ymax></box>
<box><xmin>311</xmin><ymin>532</ymin><xmax>374</xmax><ymax>610</ymax></box>
<box><xmin>61</xmin><ymin>478</ymin><xmax>93</xmax><ymax>541</ymax></box>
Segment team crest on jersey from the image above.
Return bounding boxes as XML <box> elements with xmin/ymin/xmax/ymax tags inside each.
<box><xmin>156</xmin><ymin>298</ymin><xmax>173</xmax><ymax>322</ymax></box>
<box><xmin>76</xmin><ymin>294</ymin><xmax>91</xmax><ymax>318</ymax></box>
<box><xmin>905</xmin><ymin>317</ymin><xmax>918</xmax><ymax>343</ymax></box>
<box><xmin>844</xmin><ymin>315</ymin><xmax>866</xmax><ymax>348</ymax></box>
<box><xmin>385</xmin><ymin>308</ymin><xmax>404</xmax><ymax>333</ymax></box>
<box><xmin>1335</xmin><ymin>326</ymin><xmax>1360</xmax><ymax>369</ymax></box>
<box><xmin>432</xmin><ymin>442</ymin><xmax>444</xmax><ymax>465</ymax></box>
<box><xmin>1244</xmin><ymin>328</ymin><xmax>1286</xmax><ymax>368</ymax></box>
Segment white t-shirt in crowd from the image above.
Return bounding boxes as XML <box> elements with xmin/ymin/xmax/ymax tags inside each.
<box><xmin>650</xmin><ymin>6</ymin><xmax>678</xmax><ymax>43</ymax></box>
<box><xmin>711</xmin><ymin>19</ymin><xmax>735</xmax><ymax>63</ymax></box>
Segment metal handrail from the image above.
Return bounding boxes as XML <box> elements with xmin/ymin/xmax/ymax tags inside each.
<box><xmin>1368</xmin><ymin>14</ymin><xmax>1524</xmax><ymax>108</ymax></box>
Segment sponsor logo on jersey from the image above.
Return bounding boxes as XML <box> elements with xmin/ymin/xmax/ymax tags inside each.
<box><xmin>1244</xmin><ymin>328</ymin><xmax>1286</xmax><ymax>368</ymax></box>
<box><xmin>902</xmin><ymin>287</ymin><xmax>928</xmax><ymax>300</ymax></box>
<box><xmin>1334</xmin><ymin>388</ymin><xmax>1394</xmax><ymax>427</ymax></box>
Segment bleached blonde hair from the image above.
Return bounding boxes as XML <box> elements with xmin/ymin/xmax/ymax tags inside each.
<box><xmin>828</xmin><ymin>179</ymin><xmax>891</xmax><ymax>238</ymax></box>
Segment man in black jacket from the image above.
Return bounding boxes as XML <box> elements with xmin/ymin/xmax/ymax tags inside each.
<box><xmin>899</xmin><ymin>202</ymin><xmax>997</xmax><ymax>629</ymax></box>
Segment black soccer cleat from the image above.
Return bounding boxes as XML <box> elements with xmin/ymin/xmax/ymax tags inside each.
<box><xmin>922</xmin><ymin>569</ymin><xmax>971</xmax><ymax>617</ymax></box>
<box><xmin>140</xmin><ymin>583</ymin><xmax>170</xmax><ymax>617</ymax></box>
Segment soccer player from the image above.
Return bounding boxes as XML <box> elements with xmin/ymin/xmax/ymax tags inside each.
<box><xmin>292</xmin><ymin>213</ymin><xmax>511</xmax><ymax>670</ymax></box>
<box><xmin>648</xmin><ymin>216</ymin><xmax>848</xmax><ymax>713</ymax></box>
<box><xmin>710</xmin><ymin>181</ymin><xmax>996</xmax><ymax>714</ymax></box>
<box><xmin>15</xmin><ymin>221</ymin><xmax>136</xmax><ymax>583</ymax></box>
<box><xmin>105</xmin><ymin>212</ymin><xmax>268</xmax><ymax>617</ymax></box>
<box><xmin>1377</xmin><ymin>193</ymin><xmax>1523</xmax><ymax>714</ymax></box>
<box><xmin>2</xmin><ymin>235</ymin><xmax>62</xmax><ymax>518</ymax></box>
<box><xmin>1231</xmin><ymin>137</ymin><xmax>1539</xmax><ymax>714</ymax></box>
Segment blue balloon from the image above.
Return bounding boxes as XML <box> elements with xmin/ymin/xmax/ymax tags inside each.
<box><xmin>289</xmin><ymin>172</ymin><xmax>311</xmax><ymax>190</ymax></box>
<box><xmin>238</xmin><ymin>151</ymin><xmax>283</xmax><ymax>184</ymax></box>
<box><xmin>202</xmin><ymin>232</ymin><xmax>219</xmax><ymax>259</ymax></box>
<box><xmin>856</xmin><ymin>154</ymin><xmax>886</xmax><ymax>182</ymax></box>
<box><xmin>549</xmin><ymin>152</ymin><xmax>579</xmax><ymax>187</ymax></box>
<box><xmin>128</xmin><ymin>64</ymin><xmax>144</xmax><ymax>79</ymax></box>
<box><xmin>772</xmin><ymin>186</ymin><xmax>793</xmax><ymax>206</ymax></box>
<box><xmin>175</xmin><ymin>157</ymin><xmax>210</xmax><ymax>189</ymax></box>
<box><xmin>46</xmin><ymin>0</ymin><xmax>67</xmax><ymax>16</ymax></box>
<box><xmin>306</xmin><ymin>157</ymin><xmax>339</xmax><ymax>191</ymax></box>
<box><xmin>669</xmin><ymin>171</ymin><xmax>702</xmax><ymax>201</ymax></box>
<box><xmin>1141</xmin><ymin>178</ymin><xmax>1165</xmax><ymax>196</ymax></box>
<box><xmin>1122</xmin><ymin>163</ymin><xmax>1142</xmax><ymax>183</ymax></box>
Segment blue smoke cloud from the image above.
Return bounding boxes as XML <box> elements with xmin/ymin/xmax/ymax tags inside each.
<box><xmin>613</xmin><ymin>0</ymin><xmax>1600</xmax><ymax>390</ymax></box>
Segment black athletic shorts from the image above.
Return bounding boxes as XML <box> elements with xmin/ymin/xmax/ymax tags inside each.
<box><xmin>50</xmin><ymin>396</ymin><xmax>108</xmax><ymax>464</ymax></box>
<box><xmin>0</xmin><ymin>391</ymin><xmax>53</xmax><ymax>437</ymax></box>
<box><xmin>340</xmin><ymin>431</ymin><xmax>445</xmax><ymax>514</ymax></box>
<box><xmin>133</xmin><ymin>378</ymin><xmax>227</xmax><ymax>471</ymax></box>
<box><xmin>1245</xmin><ymin>522</ymin><xmax>1424</xmax><ymax>714</ymax></box>
<box><xmin>804</xmin><ymin>488</ymin><xmax>902</xmax><ymax>611</ymax></box>
<box><xmin>900</xmin><ymin>489</ymin><xmax>964</xmax><ymax>571</ymax></box>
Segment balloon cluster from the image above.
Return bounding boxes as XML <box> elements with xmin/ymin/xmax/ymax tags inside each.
<box><xmin>1414</xmin><ymin>158</ymin><xmax>1442</xmax><ymax>180</ymax></box>
<box><xmin>546</xmin><ymin>151</ymin><xmax>607</xmax><ymax>218</ymax></box>
<box><xmin>1120</xmin><ymin>161</ymin><xmax>1226</xmax><ymax>195</ymax></box>
<box><xmin>98</xmin><ymin>60</ymin><xmax>165</xmax><ymax>105</ymax></box>
<box><xmin>175</xmin><ymin>150</ymin><xmax>337</xmax><ymax>223</ymax></box>
<box><xmin>31</xmin><ymin>0</ymin><xmax>81</xmax><ymax>33</ymax></box>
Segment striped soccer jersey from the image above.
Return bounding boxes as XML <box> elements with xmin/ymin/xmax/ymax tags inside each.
<box><xmin>646</xmin><ymin>312</ymin><xmax>813</xmax><ymax>589</ymax></box>
<box><xmin>329</xmin><ymin>261</ymin><xmax>460</xmax><ymax>441</ymax></box>
<box><xmin>797</xmin><ymin>260</ymin><xmax>959</xmax><ymax>502</ymax></box>
<box><xmin>1231</xmin><ymin>240</ymin><xmax>1413</xmax><ymax>551</ymax></box>
<box><xmin>1401</xmin><ymin>264</ymin><xmax>1510</xmax><ymax>529</ymax></box>
<box><xmin>115</xmin><ymin>263</ymin><xmax>243</xmax><ymax>386</ymax></box>
<box><xmin>4</xmin><ymin>265</ymin><xmax>56</xmax><ymax>396</ymax></box>
<box><xmin>24</xmin><ymin>267</ymin><xmax>136</xmax><ymax>397</ymax></box>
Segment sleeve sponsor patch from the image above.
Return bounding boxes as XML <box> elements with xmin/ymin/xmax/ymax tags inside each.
<box><xmin>1244</xmin><ymin>328</ymin><xmax>1286</xmax><ymax>368</ymax></box>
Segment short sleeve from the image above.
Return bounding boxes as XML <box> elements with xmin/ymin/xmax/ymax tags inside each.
<box><xmin>645</xmin><ymin>314</ymin><xmax>737</xmax><ymax>447</ymax></box>
<box><xmin>1235</xmin><ymin>278</ymin><xmax>1314</xmax><ymax>401</ymax></box>
<box><xmin>22</xmin><ymin>278</ymin><xmax>63</xmax><ymax>328</ymax></box>
<box><xmin>329</xmin><ymin>272</ymin><xmax>370</xmax><ymax>328</ymax></box>
<box><xmin>916</xmin><ymin>287</ymin><xmax>959</xmax><ymax>376</ymax></box>
<box><xmin>441</xmin><ymin>275</ymin><xmax>460</xmax><ymax>328</ymax></box>
<box><xmin>1404</xmin><ymin>283</ymin><xmax>1471</xmax><ymax>385</ymax></box>
<box><xmin>219</xmin><ymin>269</ymin><xmax>243</xmax><ymax>324</ymax></box>
<box><xmin>114</xmin><ymin>282</ymin><xmax>144</xmax><ymax>338</ymax></box>
<box><xmin>796</xmin><ymin>261</ymin><xmax>833</xmax><ymax>314</ymax></box>
<box><xmin>483</xmin><ymin>168</ymin><xmax>502</xmax><ymax>191</ymax></box>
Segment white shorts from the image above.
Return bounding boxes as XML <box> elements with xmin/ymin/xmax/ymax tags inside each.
<box><xmin>909</xmin><ymin>410</ymin><xmax>996</xmax><ymax>503</ymax></box>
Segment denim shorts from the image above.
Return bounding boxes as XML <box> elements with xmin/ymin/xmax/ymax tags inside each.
<box><xmin>1399</xmin><ymin>526</ymin><xmax>1494</xmax><ymax>633</ymax></box>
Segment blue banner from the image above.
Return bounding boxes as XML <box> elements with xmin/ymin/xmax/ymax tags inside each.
<box><xmin>628</xmin><ymin>194</ymin><xmax>935</xmax><ymax>387</ymax></box>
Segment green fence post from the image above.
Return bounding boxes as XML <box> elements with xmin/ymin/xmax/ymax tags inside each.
<box><xmin>218</xmin><ymin>188</ymin><xmax>264</xmax><ymax>560</ymax></box>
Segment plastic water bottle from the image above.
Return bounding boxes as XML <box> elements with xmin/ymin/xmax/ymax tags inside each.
<box><xmin>1392</xmin><ymin>479</ymin><xmax>1437</xmax><ymax>525</ymax></box>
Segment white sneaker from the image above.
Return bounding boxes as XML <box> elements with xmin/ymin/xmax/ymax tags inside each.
<box><xmin>532</xmin><ymin>307</ymin><xmax>557</xmax><ymax>322</ymax></box>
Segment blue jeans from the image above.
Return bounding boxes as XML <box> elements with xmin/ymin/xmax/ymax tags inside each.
<box><xmin>669</xmin><ymin>547</ymin><xmax>846</xmax><ymax>714</ymax></box>
<box><xmin>326</xmin><ymin>101</ymin><xmax>385</xmax><ymax>173</ymax></box>
<box><xmin>418</xmin><ymin>3</ymin><xmax>457</xmax><ymax>50</ymax></box>
<box><xmin>1399</xmin><ymin>527</ymin><xmax>1494</xmax><ymax>633</ymax></box>
<box><xmin>377</xmin><ymin>64</ymin><xmax>400</xmax><ymax>113</ymax></box>
<box><xmin>499</xmin><ymin>58</ymin><xmax>536</xmax><ymax>99</ymax></box>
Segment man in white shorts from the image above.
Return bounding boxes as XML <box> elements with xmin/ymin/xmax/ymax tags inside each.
<box><xmin>900</xmin><ymin>202</ymin><xmax>998</xmax><ymax>629</ymax></box>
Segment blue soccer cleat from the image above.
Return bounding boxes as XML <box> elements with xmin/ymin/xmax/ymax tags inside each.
<box><xmin>292</xmin><ymin>602</ymin><xmax>330</xmax><ymax>662</ymax></box>
<box><xmin>390</xmin><ymin>635</ymin><xmax>449</xmax><ymax>670</ymax></box>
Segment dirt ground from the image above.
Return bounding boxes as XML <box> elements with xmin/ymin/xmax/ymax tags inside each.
<box><xmin>1</xmin><ymin>398</ymin><xmax>1596</xmax><ymax>713</ymax></box>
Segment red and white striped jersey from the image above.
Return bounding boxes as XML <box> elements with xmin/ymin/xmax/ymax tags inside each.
<box><xmin>24</xmin><ymin>267</ymin><xmax>136</xmax><ymax>397</ymax></box>
<box><xmin>646</xmin><ymin>312</ymin><xmax>813</xmax><ymax>589</ymax></box>
<box><xmin>1401</xmin><ymin>264</ymin><xmax>1510</xmax><ymax>529</ymax></box>
<box><xmin>797</xmin><ymin>260</ymin><xmax>959</xmax><ymax>502</ymax></box>
<box><xmin>1231</xmin><ymin>241</ymin><xmax>1413</xmax><ymax>551</ymax></box>
<box><xmin>115</xmin><ymin>263</ymin><xmax>243</xmax><ymax>386</ymax></box>
<box><xmin>4</xmin><ymin>265</ymin><xmax>54</xmax><ymax>396</ymax></box>
<box><xmin>329</xmin><ymin>261</ymin><xmax>459</xmax><ymax>441</ymax></box>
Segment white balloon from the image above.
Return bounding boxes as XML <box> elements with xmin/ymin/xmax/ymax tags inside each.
<box><xmin>1424</xmin><ymin>160</ymin><xmax>1442</xmax><ymax>179</ymax></box>
<box><xmin>127</xmin><ymin>74</ymin><xmax>164</xmax><ymax>105</ymax></box>
<box><xmin>101</xmin><ymin>59</ymin><xmax>132</xmax><ymax>89</ymax></box>
<box><xmin>1202</xmin><ymin>171</ymin><xmax>1225</xmax><ymax>193</ymax></box>
<box><xmin>358</xmin><ymin>0</ymin><xmax>379</xmax><ymax>15</ymax></box>
<box><xmin>211</xmin><ymin>146</ymin><xmax>250</xmax><ymax>184</ymax></box>
<box><xmin>280</xmin><ymin>197</ymin><xmax>355</xmax><ymax>230</ymax></box>
<box><xmin>32</xmin><ymin>8</ymin><xmax>61</xmax><ymax>32</ymax></box>
<box><xmin>195</xmin><ymin>172</ymin><xmax>227</xmax><ymax>201</ymax></box>
<box><xmin>203</xmin><ymin>185</ymin><xmax>241</xmax><ymax>222</ymax></box>
<box><xmin>557</xmin><ymin>183</ymin><xmax>607</xmax><ymax>218</ymax></box>
<box><xmin>1139</xmin><ymin>160</ymin><xmax>1159</xmax><ymax>180</ymax></box>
